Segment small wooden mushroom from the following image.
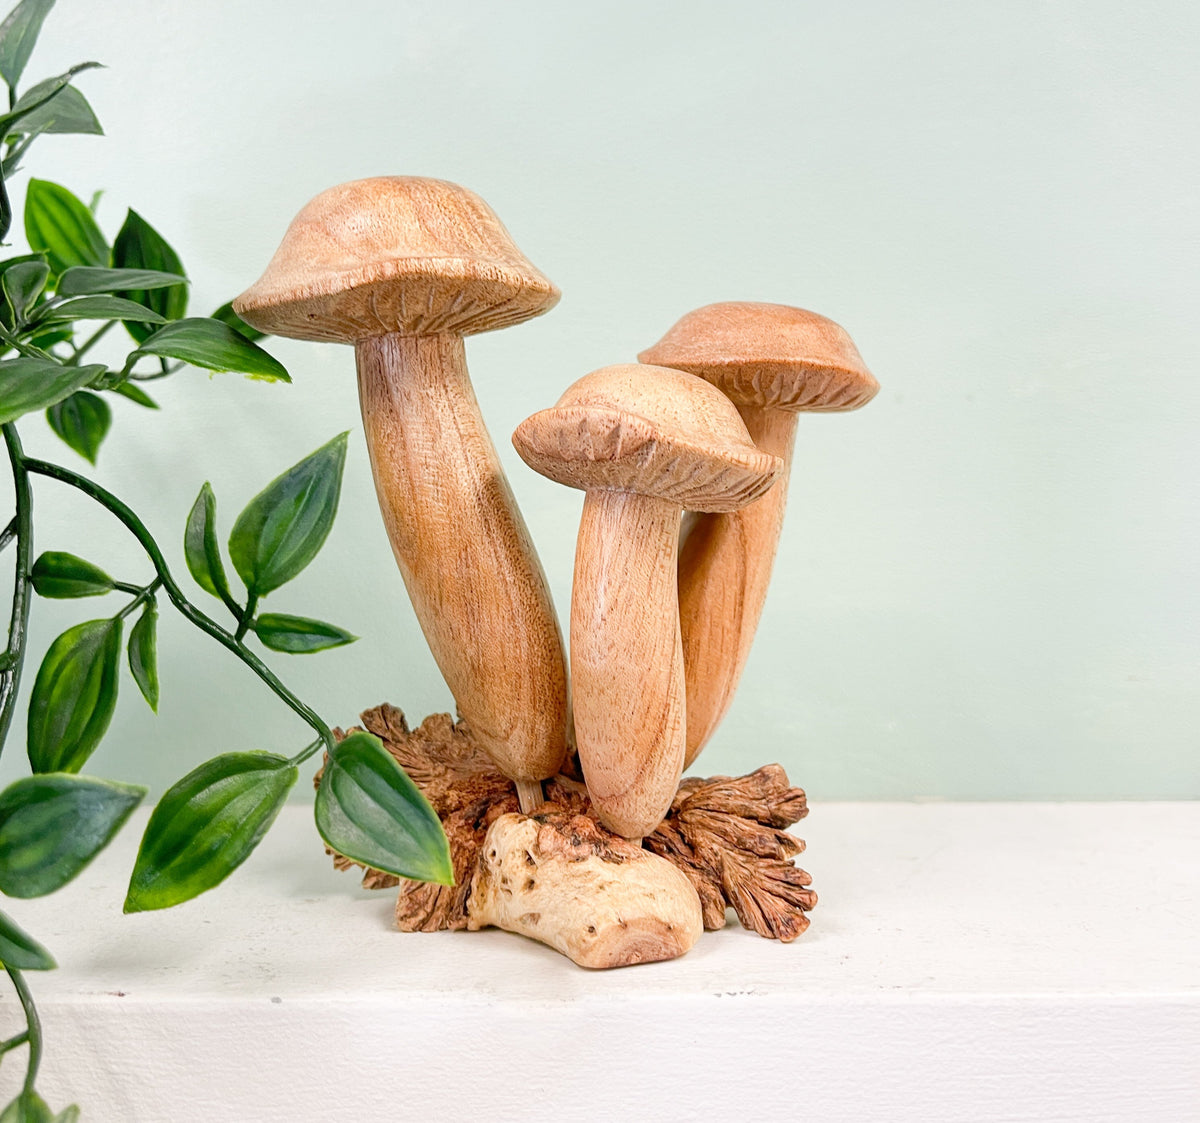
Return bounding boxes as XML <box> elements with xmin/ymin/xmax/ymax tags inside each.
<box><xmin>235</xmin><ymin>178</ymin><xmax>569</xmax><ymax>805</ymax></box>
<box><xmin>513</xmin><ymin>364</ymin><xmax>783</xmax><ymax>838</ymax></box>
<box><xmin>639</xmin><ymin>303</ymin><xmax>879</xmax><ymax>766</ymax></box>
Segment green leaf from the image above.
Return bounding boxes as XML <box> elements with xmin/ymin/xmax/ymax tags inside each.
<box><xmin>132</xmin><ymin>318</ymin><xmax>288</xmax><ymax>382</ymax></box>
<box><xmin>128</xmin><ymin>599</ymin><xmax>158</xmax><ymax>711</ymax></box>
<box><xmin>0</xmin><ymin>908</ymin><xmax>55</xmax><ymax>970</ymax></box>
<box><xmin>0</xmin><ymin>1093</ymin><xmax>74</xmax><ymax>1123</ymax></box>
<box><xmin>24</xmin><ymin>178</ymin><xmax>108</xmax><ymax>275</ymax></box>
<box><xmin>27</xmin><ymin>617</ymin><xmax>122</xmax><ymax>774</ymax></box>
<box><xmin>0</xmin><ymin>0</ymin><xmax>56</xmax><ymax>88</ymax></box>
<box><xmin>211</xmin><ymin>299</ymin><xmax>265</xmax><ymax>341</ymax></box>
<box><xmin>184</xmin><ymin>482</ymin><xmax>234</xmax><ymax>606</ymax></box>
<box><xmin>0</xmin><ymin>357</ymin><xmax>105</xmax><ymax>423</ymax></box>
<box><xmin>0</xmin><ymin>61</ymin><xmax>99</xmax><ymax>138</ymax></box>
<box><xmin>111</xmin><ymin>208</ymin><xmax>186</xmax><ymax>343</ymax></box>
<box><xmin>228</xmin><ymin>433</ymin><xmax>347</xmax><ymax>598</ymax></box>
<box><xmin>0</xmin><ymin>1093</ymin><xmax>52</xmax><ymax>1123</ymax></box>
<box><xmin>1</xmin><ymin>259</ymin><xmax>49</xmax><ymax>321</ymax></box>
<box><xmin>29</xmin><ymin>550</ymin><xmax>113</xmax><ymax>597</ymax></box>
<box><xmin>58</xmin><ymin>265</ymin><xmax>185</xmax><ymax>296</ymax></box>
<box><xmin>315</xmin><ymin>732</ymin><xmax>452</xmax><ymax>884</ymax></box>
<box><xmin>0</xmin><ymin>253</ymin><xmax>45</xmax><ymax>327</ymax></box>
<box><xmin>10</xmin><ymin>80</ymin><xmax>101</xmax><ymax>136</ymax></box>
<box><xmin>0</xmin><ymin>773</ymin><xmax>144</xmax><ymax>897</ymax></box>
<box><xmin>252</xmin><ymin>613</ymin><xmax>357</xmax><ymax>654</ymax></box>
<box><xmin>34</xmin><ymin>295</ymin><xmax>166</xmax><ymax>325</ymax></box>
<box><xmin>124</xmin><ymin>752</ymin><xmax>297</xmax><ymax>912</ymax></box>
<box><xmin>0</xmin><ymin>1092</ymin><xmax>66</xmax><ymax>1123</ymax></box>
<box><xmin>46</xmin><ymin>389</ymin><xmax>110</xmax><ymax>463</ymax></box>
<box><xmin>108</xmin><ymin>380</ymin><xmax>157</xmax><ymax>408</ymax></box>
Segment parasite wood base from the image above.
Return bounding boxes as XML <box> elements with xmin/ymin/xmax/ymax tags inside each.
<box><xmin>320</xmin><ymin>704</ymin><xmax>816</xmax><ymax>967</ymax></box>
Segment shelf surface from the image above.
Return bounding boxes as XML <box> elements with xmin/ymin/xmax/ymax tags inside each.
<box><xmin>2</xmin><ymin>801</ymin><xmax>1197</xmax><ymax>1121</ymax></box>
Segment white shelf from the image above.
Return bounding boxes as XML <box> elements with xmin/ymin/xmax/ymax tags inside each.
<box><xmin>3</xmin><ymin>802</ymin><xmax>1198</xmax><ymax>1122</ymax></box>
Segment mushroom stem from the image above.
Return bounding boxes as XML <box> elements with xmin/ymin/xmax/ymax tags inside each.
<box><xmin>356</xmin><ymin>332</ymin><xmax>568</xmax><ymax>788</ymax></box>
<box><xmin>679</xmin><ymin>407</ymin><xmax>798</xmax><ymax>767</ymax></box>
<box><xmin>571</xmin><ymin>490</ymin><xmax>685</xmax><ymax>838</ymax></box>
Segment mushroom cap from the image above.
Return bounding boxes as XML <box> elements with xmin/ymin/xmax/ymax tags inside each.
<box><xmin>512</xmin><ymin>364</ymin><xmax>783</xmax><ymax>513</ymax></box>
<box><xmin>233</xmin><ymin>177</ymin><xmax>560</xmax><ymax>343</ymax></box>
<box><xmin>638</xmin><ymin>302</ymin><xmax>879</xmax><ymax>412</ymax></box>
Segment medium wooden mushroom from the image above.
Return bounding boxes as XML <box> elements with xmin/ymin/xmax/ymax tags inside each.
<box><xmin>234</xmin><ymin>177</ymin><xmax>569</xmax><ymax>806</ymax></box>
<box><xmin>513</xmin><ymin>364</ymin><xmax>783</xmax><ymax>838</ymax></box>
<box><xmin>639</xmin><ymin>303</ymin><xmax>879</xmax><ymax>766</ymax></box>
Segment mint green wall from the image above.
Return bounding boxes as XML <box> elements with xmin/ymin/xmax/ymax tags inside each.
<box><xmin>3</xmin><ymin>1</ymin><xmax>1196</xmax><ymax>799</ymax></box>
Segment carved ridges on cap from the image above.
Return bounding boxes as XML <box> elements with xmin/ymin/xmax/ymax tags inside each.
<box><xmin>233</xmin><ymin>176</ymin><xmax>559</xmax><ymax>343</ymax></box>
<box><xmin>638</xmin><ymin>302</ymin><xmax>879</xmax><ymax>412</ymax></box>
<box><xmin>512</xmin><ymin>364</ymin><xmax>782</xmax><ymax>513</ymax></box>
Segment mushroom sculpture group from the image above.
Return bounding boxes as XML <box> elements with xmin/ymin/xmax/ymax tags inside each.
<box><xmin>235</xmin><ymin>176</ymin><xmax>878</xmax><ymax>969</ymax></box>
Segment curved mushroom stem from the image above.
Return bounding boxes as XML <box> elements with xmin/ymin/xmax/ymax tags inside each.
<box><xmin>571</xmin><ymin>490</ymin><xmax>685</xmax><ymax>838</ymax></box>
<box><xmin>356</xmin><ymin>332</ymin><xmax>568</xmax><ymax>795</ymax></box>
<box><xmin>678</xmin><ymin>407</ymin><xmax>798</xmax><ymax>767</ymax></box>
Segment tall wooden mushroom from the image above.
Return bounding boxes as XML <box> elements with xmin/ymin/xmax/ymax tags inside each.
<box><xmin>234</xmin><ymin>177</ymin><xmax>569</xmax><ymax>807</ymax></box>
<box><xmin>639</xmin><ymin>303</ymin><xmax>879</xmax><ymax>766</ymax></box>
<box><xmin>513</xmin><ymin>364</ymin><xmax>783</xmax><ymax>838</ymax></box>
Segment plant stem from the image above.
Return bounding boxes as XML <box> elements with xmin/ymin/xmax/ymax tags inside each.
<box><xmin>69</xmin><ymin>320</ymin><xmax>115</xmax><ymax>365</ymax></box>
<box><xmin>115</xmin><ymin>577</ymin><xmax>161</xmax><ymax>621</ymax></box>
<box><xmin>4</xmin><ymin>966</ymin><xmax>41</xmax><ymax>1097</ymax></box>
<box><xmin>0</xmin><ymin>322</ymin><xmax>56</xmax><ymax>362</ymax></box>
<box><xmin>0</xmin><ymin>1030</ymin><xmax>30</xmax><ymax>1056</ymax></box>
<box><xmin>0</xmin><ymin>515</ymin><xmax>15</xmax><ymax>552</ymax></box>
<box><xmin>22</xmin><ymin>457</ymin><xmax>334</xmax><ymax>754</ymax></box>
<box><xmin>234</xmin><ymin>591</ymin><xmax>257</xmax><ymax>642</ymax></box>
<box><xmin>288</xmin><ymin>735</ymin><xmax>326</xmax><ymax>768</ymax></box>
<box><xmin>0</xmin><ymin>424</ymin><xmax>32</xmax><ymax>761</ymax></box>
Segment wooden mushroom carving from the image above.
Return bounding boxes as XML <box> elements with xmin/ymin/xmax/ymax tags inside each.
<box><xmin>513</xmin><ymin>364</ymin><xmax>783</xmax><ymax>838</ymax></box>
<box><xmin>234</xmin><ymin>177</ymin><xmax>569</xmax><ymax>807</ymax></box>
<box><xmin>639</xmin><ymin>303</ymin><xmax>879</xmax><ymax>766</ymax></box>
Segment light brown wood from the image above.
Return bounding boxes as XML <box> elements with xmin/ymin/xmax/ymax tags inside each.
<box><xmin>513</xmin><ymin>364</ymin><xmax>783</xmax><ymax>837</ymax></box>
<box><xmin>323</xmin><ymin>705</ymin><xmax>817</xmax><ymax>951</ymax></box>
<box><xmin>357</xmin><ymin>334</ymin><xmax>568</xmax><ymax>782</ymax></box>
<box><xmin>639</xmin><ymin>303</ymin><xmax>879</xmax><ymax>766</ymax></box>
<box><xmin>234</xmin><ymin>177</ymin><xmax>568</xmax><ymax>791</ymax></box>
<box><xmin>570</xmin><ymin>490</ymin><xmax>685</xmax><ymax>839</ymax></box>
<box><xmin>675</xmin><ymin>407</ymin><xmax>796</xmax><ymax>768</ymax></box>
<box><xmin>234</xmin><ymin>177</ymin><xmax>559</xmax><ymax>341</ymax></box>
<box><xmin>467</xmin><ymin>812</ymin><xmax>703</xmax><ymax>968</ymax></box>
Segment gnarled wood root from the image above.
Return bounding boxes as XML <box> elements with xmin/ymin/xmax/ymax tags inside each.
<box><xmin>322</xmin><ymin>704</ymin><xmax>816</xmax><ymax>961</ymax></box>
<box><xmin>468</xmin><ymin>812</ymin><xmax>703</xmax><ymax>968</ymax></box>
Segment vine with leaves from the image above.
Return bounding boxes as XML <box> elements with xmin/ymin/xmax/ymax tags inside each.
<box><xmin>0</xmin><ymin>2</ymin><xmax>450</xmax><ymax>1118</ymax></box>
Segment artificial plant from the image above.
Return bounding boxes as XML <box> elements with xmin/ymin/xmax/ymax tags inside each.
<box><xmin>0</xmin><ymin>2</ymin><xmax>450</xmax><ymax>1117</ymax></box>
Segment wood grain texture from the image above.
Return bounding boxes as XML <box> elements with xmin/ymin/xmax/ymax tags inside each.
<box><xmin>234</xmin><ymin>177</ymin><xmax>568</xmax><ymax>790</ymax></box>
<box><xmin>676</xmin><ymin>408</ymin><xmax>797</xmax><ymax>766</ymax></box>
<box><xmin>467</xmin><ymin>812</ymin><xmax>703</xmax><ymax>969</ymax></box>
<box><xmin>513</xmin><ymin>364</ymin><xmax>784</xmax><ymax>835</ymax></box>
<box><xmin>639</xmin><ymin>303</ymin><xmax>879</xmax><ymax>766</ymax></box>
<box><xmin>321</xmin><ymin>705</ymin><xmax>815</xmax><ymax>950</ymax></box>
<box><xmin>570</xmin><ymin>491</ymin><xmax>686</xmax><ymax>838</ymax></box>
<box><xmin>357</xmin><ymin>333</ymin><xmax>568</xmax><ymax>781</ymax></box>
<box><xmin>233</xmin><ymin>176</ymin><xmax>559</xmax><ymax>342</ymax></box>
